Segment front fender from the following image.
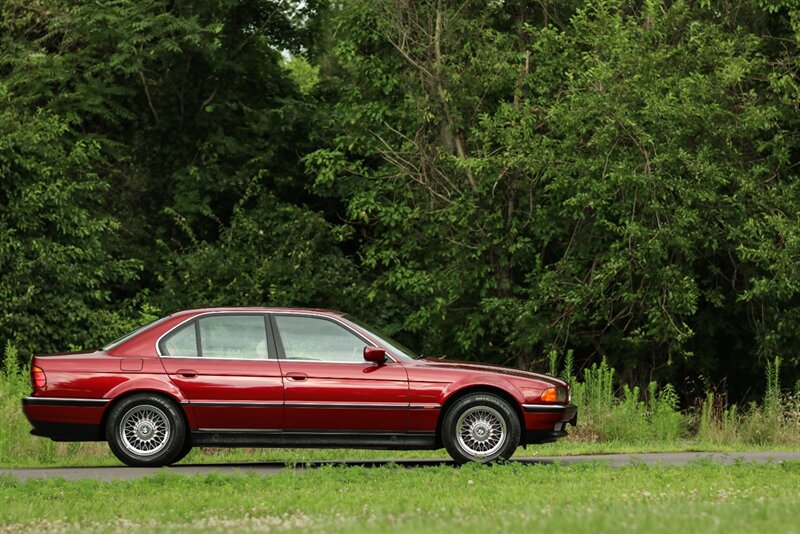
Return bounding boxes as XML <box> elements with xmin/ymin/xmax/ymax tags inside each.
<box><xmin>438</xmin><ymin>374</ymin><xmax>526</xmax><ymax>407</ymax></box>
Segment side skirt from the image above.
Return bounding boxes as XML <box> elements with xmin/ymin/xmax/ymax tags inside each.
<box><xmin>190</xmin><ymin>430</ymin><xmax>437</xmax><ymax>450</ymax></box>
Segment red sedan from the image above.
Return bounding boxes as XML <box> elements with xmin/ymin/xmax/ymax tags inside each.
<box><xmin>22</xmin><ymin>308</ymin><xmax>577</xmax><ymax>466</ymax></box>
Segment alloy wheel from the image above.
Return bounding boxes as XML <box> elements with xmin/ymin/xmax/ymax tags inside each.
<box><xmin>119</xmin><ymin>404</ymin><xmax>171</xmax><ymax>456</ymax></box>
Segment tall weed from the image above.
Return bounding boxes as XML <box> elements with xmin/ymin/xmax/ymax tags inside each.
<box><xmin>549</xmin><ymin>352</ymin><xmax>685</xmax><ymax>443</ymax></box>
<box><xmin>692</xmin><ymin>356</ymin><xmax>799</xmax><ymax>446</ymax></box>
<box><xmin>649</xmin><ymin>383</ymin><xmax>684</xmax><ymax>442</ymax></box>
<box><xmin>581</xmin><ymin>358</ymin><xmax>615</xmax><ymax>416</ymax></box>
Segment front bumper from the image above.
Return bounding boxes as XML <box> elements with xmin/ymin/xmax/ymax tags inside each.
<box><xmin>521</xmin><ymin>403</ymin><xmax>578</xmax><ymax>445</ymax></box>
<box><xmin>522</xmin><ymin>403</ymin><xmax>578</xmax><ymax>422</ymax></box>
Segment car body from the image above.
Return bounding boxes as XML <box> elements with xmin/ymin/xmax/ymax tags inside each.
<box><xmin>22</xmin><ymin>307</ymin><xmax>577</xmax><ymax>465</ymax></box>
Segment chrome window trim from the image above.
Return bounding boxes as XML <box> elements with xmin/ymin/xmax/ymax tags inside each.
<box><xmin>158</xmin><ymin>355</ymin><xmax>396</xmax><ymax>365</ymax></box>
<box><xmin>277</xmin><ymin>359</ymin><xmax>399</xmax><ymax>365</ymax></box>
<box><xmin>156</xmin><ymin>311</ymin><xmax>272</xmax><ymax>359</ymax></box>
<box><xmin>155</xmin><ymin>310</ymin><xmax>397</xmax><ymax>363</ymax></box>
<box><xmin>159</xmin><ymin>355</ymin><xmax>280</xmax><ymax>362</ymax></box>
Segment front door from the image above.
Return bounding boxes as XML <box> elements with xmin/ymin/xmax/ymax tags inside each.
<box><xmin>159</xmin><ymin>313</ymin><xmax>283</xmax><ymax>430</ymax></box>
<box><xmin>272</xmin><ymin>314</ymin><xmax>409</xmax><ymax>433</ymax></box>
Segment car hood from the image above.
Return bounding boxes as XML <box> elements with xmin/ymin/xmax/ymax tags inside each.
<box><xmin>413</xmin><ymin>357</ymin><xmax>566</xmax><ymax>386</ymax></box>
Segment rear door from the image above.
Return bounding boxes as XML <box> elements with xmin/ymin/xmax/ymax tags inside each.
<box><xmin>272</xmin><ymin>314</ymin><xmax>409</xmax><ymax>433</ymax></box>
<box><xmin>159</xmin><ymin>313</ymin><xmax>283</xmax><ymax>430</ymax></box>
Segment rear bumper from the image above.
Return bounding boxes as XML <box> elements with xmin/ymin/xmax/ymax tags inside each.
<box><xmin>22</xmin><ymin>396</ymin><xmax>107</xmax><ymax>442</ymax></box>
<box><xmin>28</xmin><ymin>421</ymin><xmax>104</xmax><ymax>441</ymax></box>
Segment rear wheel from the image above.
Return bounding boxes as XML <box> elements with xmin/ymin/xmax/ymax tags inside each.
<box><xmin>105</xmin><ymin>393</ymin><xmax>186</xmax><ymax>467</ymax></box>
<box><xmin>442</xmin><ymin>393</ymin><xmax>520</xmax><ymax>463</ymax></box>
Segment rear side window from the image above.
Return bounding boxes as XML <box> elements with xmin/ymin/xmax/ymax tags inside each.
<box><xmin>198</xmin><ymin>315</ymin><xmax>268</xmax><ymax>359</ymax></box>
<box><xmin>161</xmin><ymin>323</ymin><xmax>198</xmax><ymax>357</ymax></box>
<box><xmin>159</xmin><ymin>315</ymin><xmax>269</xmax><ymax>359</ymax></box>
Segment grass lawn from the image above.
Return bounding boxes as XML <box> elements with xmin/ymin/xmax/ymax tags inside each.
<box><xmin>2</xmin><ymin>461</ymin><xmax>799</xmax><ymax>533</ymax></box>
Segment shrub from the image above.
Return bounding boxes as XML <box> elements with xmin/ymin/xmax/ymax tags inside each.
<box><xmin>550</xmin><ymin>353</ymin><xmax>685</xmax><ymax>443</ymax></box>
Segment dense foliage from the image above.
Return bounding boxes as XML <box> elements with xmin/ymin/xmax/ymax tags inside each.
<box><xmin>1</xmin><ymin>0</ymin><xmax>799</xmax><ymax>401</ymax></box>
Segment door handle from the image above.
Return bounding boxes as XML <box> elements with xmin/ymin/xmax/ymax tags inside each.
<box><xmin>285</xmin><ymin>372</ymin><xmax>308</xmax><ymax>381</ymax></box>
<box><xmin>176</xmin><ymin>369</ymin><xmax>198</xmax><ymax>378</ymax></box>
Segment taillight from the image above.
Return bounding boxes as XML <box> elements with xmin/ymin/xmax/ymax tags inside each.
<box><xmin>32</xmin><ymin>366</ymin><xmax>46</xmax><ymax>389</ymax></box>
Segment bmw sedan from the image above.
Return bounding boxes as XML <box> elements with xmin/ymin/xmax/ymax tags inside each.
<box><xmin>22</xmin><ymin>308</ymin><xmax>577</xmax><ymax>466</ymax></box>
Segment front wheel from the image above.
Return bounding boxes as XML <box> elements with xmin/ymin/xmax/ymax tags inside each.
<box><xmin>442</xmin><ymin>393</ymin><xmax>520</xmax><ymax>463</ymax></box>
<box><xmin>105</xmin><ymin>393</ymin><xmax>186</xmax><ymax>467</ymax></box>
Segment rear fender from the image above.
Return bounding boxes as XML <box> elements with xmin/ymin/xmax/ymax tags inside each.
<box><xmin>104</xmin><ymin>378</ymin><xmax>197</xmax><ymax>428</ymax></box>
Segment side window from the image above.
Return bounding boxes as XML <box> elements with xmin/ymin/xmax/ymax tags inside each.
<box><xmin>198</xmin><ymin>315</ymin><xmax>268</xmax><ymax>359</ymax></box>
<box><xmin>274</xmin><ymin>316</ymin><xmax>367</xmax><ymax>362</ymax></box>
<box><xmin>161</xmin><ymin>323</ymin><xmax>198</xmax><ymax>357</ymax></box>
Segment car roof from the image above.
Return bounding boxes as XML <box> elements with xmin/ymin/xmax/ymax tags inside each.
<box><xmin>168</xmin><ymin>307</ymin><xmax>346</xmax><ymax>318</ymax></box>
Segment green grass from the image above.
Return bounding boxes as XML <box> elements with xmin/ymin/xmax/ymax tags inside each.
<box><xmin>2</xmin><ymin>462</ymin><xmax>800</xmax><ymax>532</ymax></box>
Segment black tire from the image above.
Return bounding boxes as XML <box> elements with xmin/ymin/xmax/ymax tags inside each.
<box><xmin>105</xmin><ymin>393</ymin><xmax>186</xmax><ymax>467</ymax></box>
<box><xmin>169</xmin><ymin>438</ymin><xmax>193</xmax><ymax>465</ymax></box>
<box><xmin>441</xmin><ymin>393</ymin><xmax>520</xmax><ymax>464</ymax></box>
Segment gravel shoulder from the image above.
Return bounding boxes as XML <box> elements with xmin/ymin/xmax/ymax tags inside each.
<box><xmin>2</xmin><ymin>451</ymin><xmax>799</xmax><ymax>481</ymax></box>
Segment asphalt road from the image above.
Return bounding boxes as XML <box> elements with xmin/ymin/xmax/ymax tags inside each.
<box><xmin>2</xmin><ymin>451</ymin><xmax>799</xmax><ymax>482</ymax></box>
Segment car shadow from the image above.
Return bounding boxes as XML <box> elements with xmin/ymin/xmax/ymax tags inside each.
<box><xmin>173</xmin><ymin>457</ymin><xmax>561</xmax><ymax>470</ymax></box>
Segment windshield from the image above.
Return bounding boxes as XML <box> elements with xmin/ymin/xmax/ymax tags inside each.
<box><xmin>101</xmin><ymin>316</ymin><xmax>170</xmax><ymax>351</ymax></box>
<box><xmin>343</xmin><ymin>315</ymin><xmax>419</xmax><ymax>361</ymax></box>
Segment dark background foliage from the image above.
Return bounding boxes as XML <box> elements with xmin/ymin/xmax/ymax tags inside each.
<box><xmin>1</xmin><ymin>0</ymin><xmax>798</xmax><ymax>402</ymax></box>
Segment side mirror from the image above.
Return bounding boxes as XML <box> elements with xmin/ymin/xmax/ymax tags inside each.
<box><xmin>363</xmin><ymin>346</ymin><xmax>386</xmax><ymax>363</ymax></box>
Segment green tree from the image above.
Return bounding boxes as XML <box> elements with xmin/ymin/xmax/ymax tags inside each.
<box><xmin>0</xmin><ymin>0</ymin><xmax>353</xmax><ymax>356</ymax></box>
<box><xmin>308</xmin><ymin>0</ymin><xmax>800</xmax><ymax>395</ymax></box>
<box><xmin>0</xmin><ymin>104</ymin><xmax>141</xmax><ymax>354</ymax></box>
